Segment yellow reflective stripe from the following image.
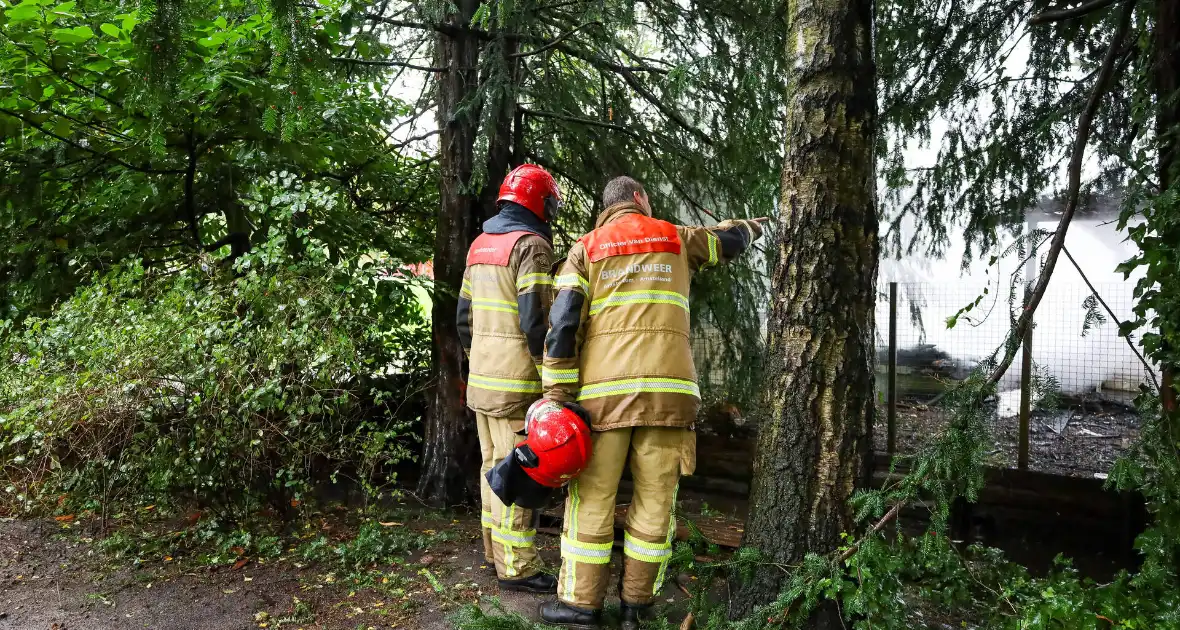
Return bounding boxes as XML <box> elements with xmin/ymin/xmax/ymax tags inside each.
<box><xmin>577</xmin><ymin>378</ymin><xmax>700</xmax><ymax>401</ymax></box>
<box><xmin>654</xmin><ymin>485</ymin><xmax>679</xmax><ymax>594</ymax></box>
<box><xmin>468</xmin><ymin>374</ymin><xmax>543</xmax><ymax>394</ymax></box>
<box><xmin>561</xmin><ymin>537</ymin><xmax>613</xmax><ymax>564</ymax></box>
<box><xmin>623</xmin><ymin>531</ymin><xmax>672</xmax><ymax>563</ymax></box>
<box><xmin>556</xmin><ymin>274</ymin><xmax>589</xmax><ymax>292</ymax></box>
<box><xmin>472</xmin><ymin>297</ymin><xmax>518</xmax><ymax>314</ymax></box>
<box><xmin>562</xmin><ymin>481</ymin><xmax>581</xmax><ymax>599</ymax></box>
<box><xmin>461</xmin><ymin>279</ymin><xmax>473</xmax><ymax>297</ymax></box>
<box><xmin>705</xmin><ymin>232</ymin><xmax>719</xmax><ymax>268</ymax></box>
<box><xmin>503</xmin><ymin>503</ymin><xmax>517</xmax><ymax>575</ymax></box>
<box><xmin>624</xmin><ymin>532</ymin><xmax>673</xmax><ymax>552</ymax></box>
<box><xmin>492</xmin><ymin>529</ymin><xmax>536</xmax><ymax>548</ymax></box>
<box><xmin>589</xmin><ymin>290</ymin><xmax>689</xmax><ymax>315</ymax></box>
<box><xmin>481</xmin><ymin>511</ymin><xmax>494</xmax><ymax>528</ymax></box>
<box><xmin>517</xmin><ymin>273</ymin><xmax>555</xmax><ymax>290</ymax></box>
<box><xmin>543</xmin><ymin>366</ymin><xmax>580</xmax><ymax>384</ymax></box>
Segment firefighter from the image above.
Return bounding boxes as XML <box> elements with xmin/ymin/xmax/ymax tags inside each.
<box><xmin>538</xmin><ymin>176</ymin><xmax>766</xmax><ymax>629</ymax></box>
<box><xmin>457</xmin><ymin>164</ymin><xmax>562</xmax><ymax>593</ymax></box>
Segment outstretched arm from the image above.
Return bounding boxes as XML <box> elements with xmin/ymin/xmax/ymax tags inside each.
<box><xmin>682</xmin><ymin>217</ymin><xmax>768</xmax><ymax>271</ymax></box>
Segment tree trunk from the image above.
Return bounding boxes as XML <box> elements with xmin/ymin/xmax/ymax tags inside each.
<box><xmin>416</xmin><ymin>0</ymin><xmax>484</xmax><ymax>507</ymax></box>
<box><xmin>1156</xmin><ymin>0</ymin><xmax>1179</xmax><ymax>415</ymax></box>
<box><xmin>728</xmin><ymin>0</ymin><xmax>878</xmax><ymax>625</ymax></box>
<box><xmin>477</xmin><ymin>38</ymin><xmax>521</xmax><ymax>213</ymax></box>
<box><xmin>1154</xmin><ymin>0</ymin><xmax>1180</xmax><ymax>578</ymax></box>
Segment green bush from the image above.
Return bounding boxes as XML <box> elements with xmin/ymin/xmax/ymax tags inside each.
<box><xmin>0</xmin><ymin>230</ymin><xmax>430</xmax><ymax>516</ymax></box>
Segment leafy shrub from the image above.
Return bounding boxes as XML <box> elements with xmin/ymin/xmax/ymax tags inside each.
<box><xmin>0</xmin><ymin>227</ymin><xmax>430</xmax><ymax>516</ymax></box>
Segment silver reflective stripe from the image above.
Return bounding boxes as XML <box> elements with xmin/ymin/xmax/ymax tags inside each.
<box><xmin>624</xmin><ymin>540</ymin><xmax>672</xmax><ymax>560</ymax></box>
<box><xmin>578</xmin><ymin>378</ymin><xmax>700</xmax><ymax>400</ymax></box>
<box><xmin>561</xmin><ymin>538</ymin><xmax>613</xmax><ymax>563</ymax></box>
<box><xmin>492</xmin><ymin>529</ymin><xmax>536</xmax><ymax>548</ymax></box>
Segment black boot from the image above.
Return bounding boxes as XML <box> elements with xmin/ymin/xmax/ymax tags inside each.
<box><xmin>499</xmin><ymin>572</ymin><xmax>558</xmax><ymax>594</ymax></box>
<box><xmin>538</xmin><ymin>600</ymin><xmax>601</xmax><ymax>629</ymax></box>
<box><xmin>619</xmin><ymin>601</ymin><xmax>653</xmax><ymax>630</ymax></box>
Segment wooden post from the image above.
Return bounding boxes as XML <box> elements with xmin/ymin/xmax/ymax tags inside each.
<box><xmin>887</xmin><ymin>282</ymin><xmax>898</xmax><ymax>455</ymax></box>
<box><xmin>1019</xmin><ymin>219</ymin><xmax>1036</xmax><ymax>470</ymax></box>
<box><xmin>1018</xmin><ymin>322</ymin><xmax>1033</xmax><ymax>470</ymax></box>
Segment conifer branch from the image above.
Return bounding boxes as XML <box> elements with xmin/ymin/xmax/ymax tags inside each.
<box><xmin>509</xmin><ymin>21</ymin><xmax>600</xmax><ymax>58</ymax></box>
<box><xmin>1030</xmin><ymin>0</ymin><xmax>1121</xmax><ymax>25</ymax></box>
<box><xmin>0</xmin><ymin>107</ymin><xmax>182</xmax><ymax>175</ymax></box>
<box><xmin>330</xmin><ymin>57</ymin><xmax>448</xmax><ymax>72</ymax></box>
<box><xmin>985</xmin><ymin>0</ymin><xmax>1137</xmax><ymax>386</ymax></box>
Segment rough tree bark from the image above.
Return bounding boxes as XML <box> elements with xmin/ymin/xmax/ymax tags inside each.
<box><xmin>728</xmin><ymin>0</ymin><xmax>878</xmax><ymax>625</ymax></box>
<box><xmin>416</xmin><ymin>0</ymin><xmax>484</xmax><ymax>507</ymax></box>
<box><xmin>417</xmin><ymin>9</ymin><xmax>524</xmax><ymax>506</ymax></box>
<box><xmin>1156</xmin><ymin>0</ymin><xmax>1179</xmax><ymax>415</ymax></box>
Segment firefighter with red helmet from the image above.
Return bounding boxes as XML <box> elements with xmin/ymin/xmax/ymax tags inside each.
<box><xmin>457</xmin><ymin>164</ymin><xmax>562</xmax><ymax>593</ymax></box>
<box><xmin>538</xmin><ymin>176</ymin><xmax>766</xmax><ymax>629</ymax></box>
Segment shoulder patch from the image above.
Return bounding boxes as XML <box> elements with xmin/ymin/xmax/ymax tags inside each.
<box><xmin>467</xmin><ymin>231</ymin><xmax>530</xmax><ymax>266</ymax></box>
<box><xmin>581</xmin><ymin>215</ymin><xmax>682</xmax><ymax>263</ymax></box>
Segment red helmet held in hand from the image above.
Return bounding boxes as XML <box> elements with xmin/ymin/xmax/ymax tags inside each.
<box><xmin>485</xmin><ymin>400</ymin><xmax>592</xmax><ymax>509</ymax></box>
<box><xmin>498</xmin><ymin>164</ymin><xmax>562</xmax><ymax>223</ymax></box>
<box><xmin>518</xmin><ymin>399</ymin><xmax>592</xmax><ymax>487</ymax></box>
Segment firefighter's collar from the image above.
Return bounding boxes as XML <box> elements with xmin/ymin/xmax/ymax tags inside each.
<box><xmin>595</xmin><ymin>202</ymin><xmax>648</xmax><ymax>228</ymax></box>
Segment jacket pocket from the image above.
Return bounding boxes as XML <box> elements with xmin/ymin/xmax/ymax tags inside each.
<box><xmin>679</xmin><ymin>429</ymin><xmax>696</xmax><ymax>476</ymax></box>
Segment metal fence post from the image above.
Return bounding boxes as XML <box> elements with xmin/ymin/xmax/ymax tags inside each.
<box><xmin>888</xmin><ymin>282</ymin><xmax>898</xmax><ymax>455</ymax></box>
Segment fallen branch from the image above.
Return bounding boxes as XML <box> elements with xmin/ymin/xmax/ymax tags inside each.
<box><xmin>675</xmin><ymin>580</ymin><xmax>694</xmax><ymax>630</ymax></box>
<box><xmin>985</xmin><ymin>0</ymin><xmax>1137</xmax><ymax>386</ymax></box>
<box><xmin>838</xmin><ymin>501</ymin><xmax>904</xmax><ymax>564</ymax></box>
<box><xmin>1062</xmin><ymin>245</ymin><xmax>1160</xmax><ymax>391</ymax></box>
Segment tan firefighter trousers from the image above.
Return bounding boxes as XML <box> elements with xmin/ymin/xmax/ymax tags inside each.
<box><xmin>476</xmin><ymin>412</ymin><xmax>541</xmax><ymax>579</ymax></box>
<box><xmin>557</xmin><ymin>426</ymin><xmax>696</xmax><ymax>609</ymax></box>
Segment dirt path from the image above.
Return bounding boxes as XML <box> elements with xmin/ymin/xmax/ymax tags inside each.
<box><xmin>0</xmin><ymin>513</ymin><xmax>692</xmax><ymax>630</ymax></box>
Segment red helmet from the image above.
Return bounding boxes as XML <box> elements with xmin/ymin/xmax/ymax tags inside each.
<box><xmin>485</xmin><ymin>400</ymin><xmax>592</xmax><ymax>509</ymax></box>
<box><xmin>518</xmin><ymin>400</ymin><xmax>592</xmax><ymax>487</ymax></box>
<box><xmin>497</xmin><ymin>164</ymin><xmax>562</xmax><ymax>222</ymax></box>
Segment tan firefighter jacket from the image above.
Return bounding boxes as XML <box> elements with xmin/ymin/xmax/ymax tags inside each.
<box><xmin>458</xmin><ymin>212</ymin><xmax>555</xmax><ymax>418</ymax></box>
<box><xmin>541</xmin><ymin>202</ymin><xmax>763</xmax><ymax>431</ymax></box>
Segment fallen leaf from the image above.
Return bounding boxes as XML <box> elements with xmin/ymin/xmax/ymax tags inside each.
<box><xmin>419</xmin><ymin>555</ymin><xmax>435</xmax><ymax>566</ymax></box>
<box><xmin>222</xmin><ymin>588</ymin><xmax>237</xmax><ymax>594</ymax></box>
<box><xmin>144</xmin><ymin>505</ymin><xmax>156</xmax><ymax>511</ymax></box>
<box><xmin>290</xmin><ymin>499</ymin><xmax>300</xmax><ymax>507</ymax></box>
<box><xmin>187</xmin><ymin>512</ymin><xmax>202</xmax><ymax>525</ymax></box>
<box><xmin>231</xmin><ymin>546</ymin><xmax>246</xmax><ymax>555</ymax></box>
<box><xmin>244</xmin><ymin>576</ymin><xmax>253</xmax><ymax>582</ymax></box>
<box><xmin>379</xmin><ymin>522</ymin><xmax>403</xmax><ymax>527</ymax></box>
<box><xmin>54</xmin><ymin>514</ymin><xmax>75</xmax><ymax>522</ymax></box>
<box><xmin>423</xmin><ymin>529</ymin><xmax>436</xmax><ymax>535</ymax></box>
<box><xmin>233</xmin><ymin>558</ymin><xmax>250</xmax><ymax>571</ymax></box>
<box><xmin>164</xmin><ymin>556</ymin><xmax>173</xmax><ymax>562</ymax></box>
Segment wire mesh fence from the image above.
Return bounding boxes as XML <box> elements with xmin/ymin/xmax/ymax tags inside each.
<box><xmin>874</xmin><ymin>281</ymin><xmax>1153</xmax><ymax>400</ymax></box>
<box><xmin>874</xmin><ymin>280</ymin><xmax>1151</xmax><ymax>478</ymax></box>
<box><xmin>688</xmin><ymin>278</ymin><xmax>1150</xmax><ymax>478</ymax></box>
